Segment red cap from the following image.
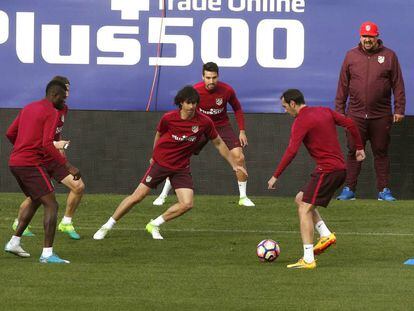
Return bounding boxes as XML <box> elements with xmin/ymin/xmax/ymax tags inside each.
<box><xmin>360</xmin><ymin>21</ymin><xmax>379</xmax><ymax>36</ymax></box>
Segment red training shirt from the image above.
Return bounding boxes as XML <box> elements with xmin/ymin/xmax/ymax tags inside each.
<box><xmin>42</xmin><ymin>103</ymin><xmax>68</xmax><ymax>164</ymax></box>
<box><xmin>273</xmin><ymin>106</ymin><xmax>363</xmax><ymax>178</ymax></box>
<box><xmin>153</xmin><ymin>110</ymin><xmax>218</xmax><ymax>170</ymax></box>
<box><xmin>6</xmin><ymin>99</ymin><xmax>67</xmax><ymax>166</ymax></box>
<box><xmin>194</xmin><ymin>81</ymin><xmax>245</xmax><ymax>130</ymax></box>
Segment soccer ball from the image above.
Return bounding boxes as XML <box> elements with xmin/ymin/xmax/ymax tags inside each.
<box><xmin>257</xmin><ymin>239</ymin><xmax>280</xmax><ymax>262</ymax></box>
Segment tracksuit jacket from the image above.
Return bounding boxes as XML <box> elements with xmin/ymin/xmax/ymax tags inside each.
<box><xmin>335</xmin><ymin>40</ymin><xmax>406</xmax><ymax>119</ymax></box>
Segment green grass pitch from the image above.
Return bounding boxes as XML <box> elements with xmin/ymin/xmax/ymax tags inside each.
<box><xmin>1</xmin><ymin>193</ymin><xmax>414</xmax><ymax>310</ymax></box>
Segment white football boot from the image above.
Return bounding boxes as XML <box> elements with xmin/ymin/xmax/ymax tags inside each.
<box><xmin>238</xmin><ymin>196</ymin><xmax>255</xmax><ymax>207</ymax></box>
<box><xmin>93</xmin><ymin>226</ymin><xmax>111</xmax><ymax>240</ymax></box>
<box><xmin>153</xmin><ymin>195</ymin><xmax>167</xmax><ymax>206</ymax></box>
<box><xmin>4</xmin><ymin>241</ymin><xmax>30</xmax><ymax>257</ymax></box>
<box><xmin>145</xmin><ymin>222</ymin><xmax>164</xmax><ymax>240</ymax></box>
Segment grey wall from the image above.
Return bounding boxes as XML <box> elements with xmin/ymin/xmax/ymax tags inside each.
<box><xmin>1</xmin><ymin>109</ymin><xmax>413</xmax><ymax>199</ymax></box>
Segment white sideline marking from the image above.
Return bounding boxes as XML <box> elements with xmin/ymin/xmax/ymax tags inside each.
<box><xmin>2</xmin><ymin>224</ymin><xmax>413</xmax><ymax>237</ymax></box>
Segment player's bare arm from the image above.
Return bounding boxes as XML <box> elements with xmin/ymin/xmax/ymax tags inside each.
<box><xmin>267</xmin><ymin>176</ymin><xmax>277</xmax><ymax>189</ymax></box>
<box><xmin>239</xmin><ymin>130</ymin><xmax>248</xmax><ymax>147</ymax></box>
<box><xmin>212</xmin><ymin>136</ymin><xmax>247</xmax><ymax>176</ymax></box>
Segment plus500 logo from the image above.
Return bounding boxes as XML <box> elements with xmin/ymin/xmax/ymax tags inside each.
<box><xmin>0</xmin><ymin>11</ymin><xmax>304</xmax><ymax>68</ymax></box>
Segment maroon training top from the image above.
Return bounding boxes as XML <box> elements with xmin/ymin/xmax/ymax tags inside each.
<box><xmin>153</xmin><ymin>110</ymin><xmax>218</xmax><ymax>170</ymax></box>
<box><xmin>6</xmin><ymin>99</ymin><xmax>67</xmax><ymax>167</ymax></box>
<box><xmin>273</xmin><ymin>106</ymin><xmax>363</xmax><ymax>178</ymax></box>
<box><xmin>42</xmin><ymin>103</ymin><xmax>68</xmax><ymax>164</ymax></box>
<box><xmin>335</xmin><ymin>40</ymin><xmax>406</xmax><ymax>119</ymax></box>
<box><xmin>194</xmin><ymin>81</ymin><xmax>245</xmax><ymax>130</ymax></box>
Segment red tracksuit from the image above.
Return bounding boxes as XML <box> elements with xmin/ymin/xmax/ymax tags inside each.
<box><xmin>335</xmin><ymin>40</ymin><xmax>406</xmax><ymax>191</ymax></box>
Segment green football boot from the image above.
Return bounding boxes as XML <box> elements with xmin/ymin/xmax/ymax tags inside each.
<box><xmin>12</xmin><ymin>219</ymin><xmax>35</xmax><ymax>237</ymax></box>
<box><xmin>58</xmin><ymin>221</ymin><xmax>80</xmax><ymax>240</ymax></box>
<box><xmin>145</xmin><ymin>221</ymin><xmax>164</xmax><ymax>240</ymax></box>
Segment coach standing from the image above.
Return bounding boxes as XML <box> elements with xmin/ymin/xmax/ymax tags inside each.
<box><xmin>335</xmin><ymin>21</ymin><xmax>406</xmax><ymax>201</ymax></box>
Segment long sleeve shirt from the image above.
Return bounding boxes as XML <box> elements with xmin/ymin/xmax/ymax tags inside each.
<box><xmin>7</xmin><ymin>99</ymin><xmax>67</xmax><ymax>166</ymax></box>
<box><xmin>273</xmin><ymin>106</ymin><xmax>363</xmax><ymax>178</ymax></box>
<box><xmin>194</xmin><ymin>81</ymin><xmax>245</xmax><ymax>130</ymax></box>
<box><xmin>335</xmin><ymin>40</ymin><xmax>406</xmax><ymax>119</ymax></box>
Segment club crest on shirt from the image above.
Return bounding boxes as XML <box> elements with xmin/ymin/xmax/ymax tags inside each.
<box><xmin>216</xmin><ymin>98</ymin><xmax>223</xmax><ymax>106</ymax></box>
<box><xmin>378</xmin><ymin>56</ymin><xmax>385</xmax><ymax>64</ymax></box>
<box><xmin>192</xmin><ymin>125</ymin><xmax>199</xmax><ymax>133</ymax></box>
<box><xmin>146</xmin><ymin>175</ymin><xmax>152</xmax><ymax>183</ymax></box>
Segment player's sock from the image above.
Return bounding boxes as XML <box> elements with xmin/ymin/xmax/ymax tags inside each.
<box><xmin>161</xmin><ymin>178</ymin><xmax>172</xmax><ymax>197</ymax></box>
<box><xmin>315</xmin><ymin>220</ymin><xmax>331</xmax><ymax>237</ymax></box>
<box><xmin>104</xmin><ymin>217</ymin><xmax>117</xmax><ymax>229</ymax></box>
<box><xmin>151</xmin><ymin>216</ymin><xmax>165</xmax><ymax>227</ymax></box>
<box><xmin>238</xmin><ymin>181</ymin><xmax>247</xmax><ymax>198</ymax></box>
<box><xmin>303</xmin><ymin>244</ymin><xmax>314</xmax><ymax>263</ymax></box>
<box><xmin>61</xmin><ymin>216</ymin><xmax>72</xmax><ymax>225</ymax></box>
<box><xmin>10</xmin><ymin>235</ymin><xmax>21</xmax><ymax>245</ymax></box>
<box><xmin>41</xmin><ymin>247</ymin><xmax>53</xmax><ymax>258</ymax></box>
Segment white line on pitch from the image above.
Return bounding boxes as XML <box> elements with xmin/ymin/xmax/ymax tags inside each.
<box><xmin>2</xmin><ymin>225</ymin><xmax>413</xmax><ymax>237</ymax></box>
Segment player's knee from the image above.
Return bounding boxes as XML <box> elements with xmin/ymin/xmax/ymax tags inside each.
<box><xmin>180</xmin><ymin>201</ymin><xmax>193</xmax><ymax>211</ymax></box>
<box><xmin>130</xmin><ymin>193</ymin><xmax>144</xmax><ymax>205</ymax></box>
<box><xmin>45</xmin><ymin>201</ymin><xmax>59</xmax><ymax>211</ymax></box>
<box><xmin>73</xmin><ymin>180</ymin><xmax>85</xmax><ymax>195</ymax></box>
<box><xmin>236</xmin><ymin>153</ymin><xmax>245</xmax><ymax>166</ymax></box>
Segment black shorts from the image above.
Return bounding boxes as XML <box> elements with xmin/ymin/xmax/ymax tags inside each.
<box><xmin>301</xmin><ymin>170</ymin><xmax>346</xmax><ymax>207</ymax></box>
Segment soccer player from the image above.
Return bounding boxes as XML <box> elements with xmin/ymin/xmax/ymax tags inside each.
<box><xmin>267</xmin><ymin>89</ymin><xmax>365</xmax><ymax>269</ymax></box>
<box><xmin>93</xmin><ymin>86</ymin><xmax>247</xmax><ymax>240</ymax></box>
<box><xmin>11</xmin><ymin>76</ymin><xmax>85</xmax><ymax>239</ymax></box>
<box><xmin>4</xmin><ymin>80</ymin><xmax>81</xmax><ymax>263</ymax></box>
<box><xmin>153</xmin><ymin>62</ymin><xmax>255</xmax><ymax>207</ymax></box>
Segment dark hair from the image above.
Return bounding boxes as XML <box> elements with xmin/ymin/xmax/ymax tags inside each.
<box><xmin>203</xmin><ymin>62</ymin><xmax>219</xmax><ymax>75</ymax></box>
<box><xmin>45</xmin><ymin>80</ymin><xmax>67</xmax><ymax>96</ymax></box>
<box><xmin>280</xmin><ymin>89</ymin><xmax>305</xmax><ymax>105</ymax></box>
<box><xmin>51</xmin><ymin>75</ymin><xmax>70</xmax><ymax>85</ymax></box>
<box><xmin>174</xmin><ymin>85</ymin><xmax>200</xmax><ymax>108</ymax></box>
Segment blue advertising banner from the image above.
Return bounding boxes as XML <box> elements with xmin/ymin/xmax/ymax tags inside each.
<box><xmin>0</xmin><ymin>0</ymin><xmax>412</xmax><ymax>114</ymax></box>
